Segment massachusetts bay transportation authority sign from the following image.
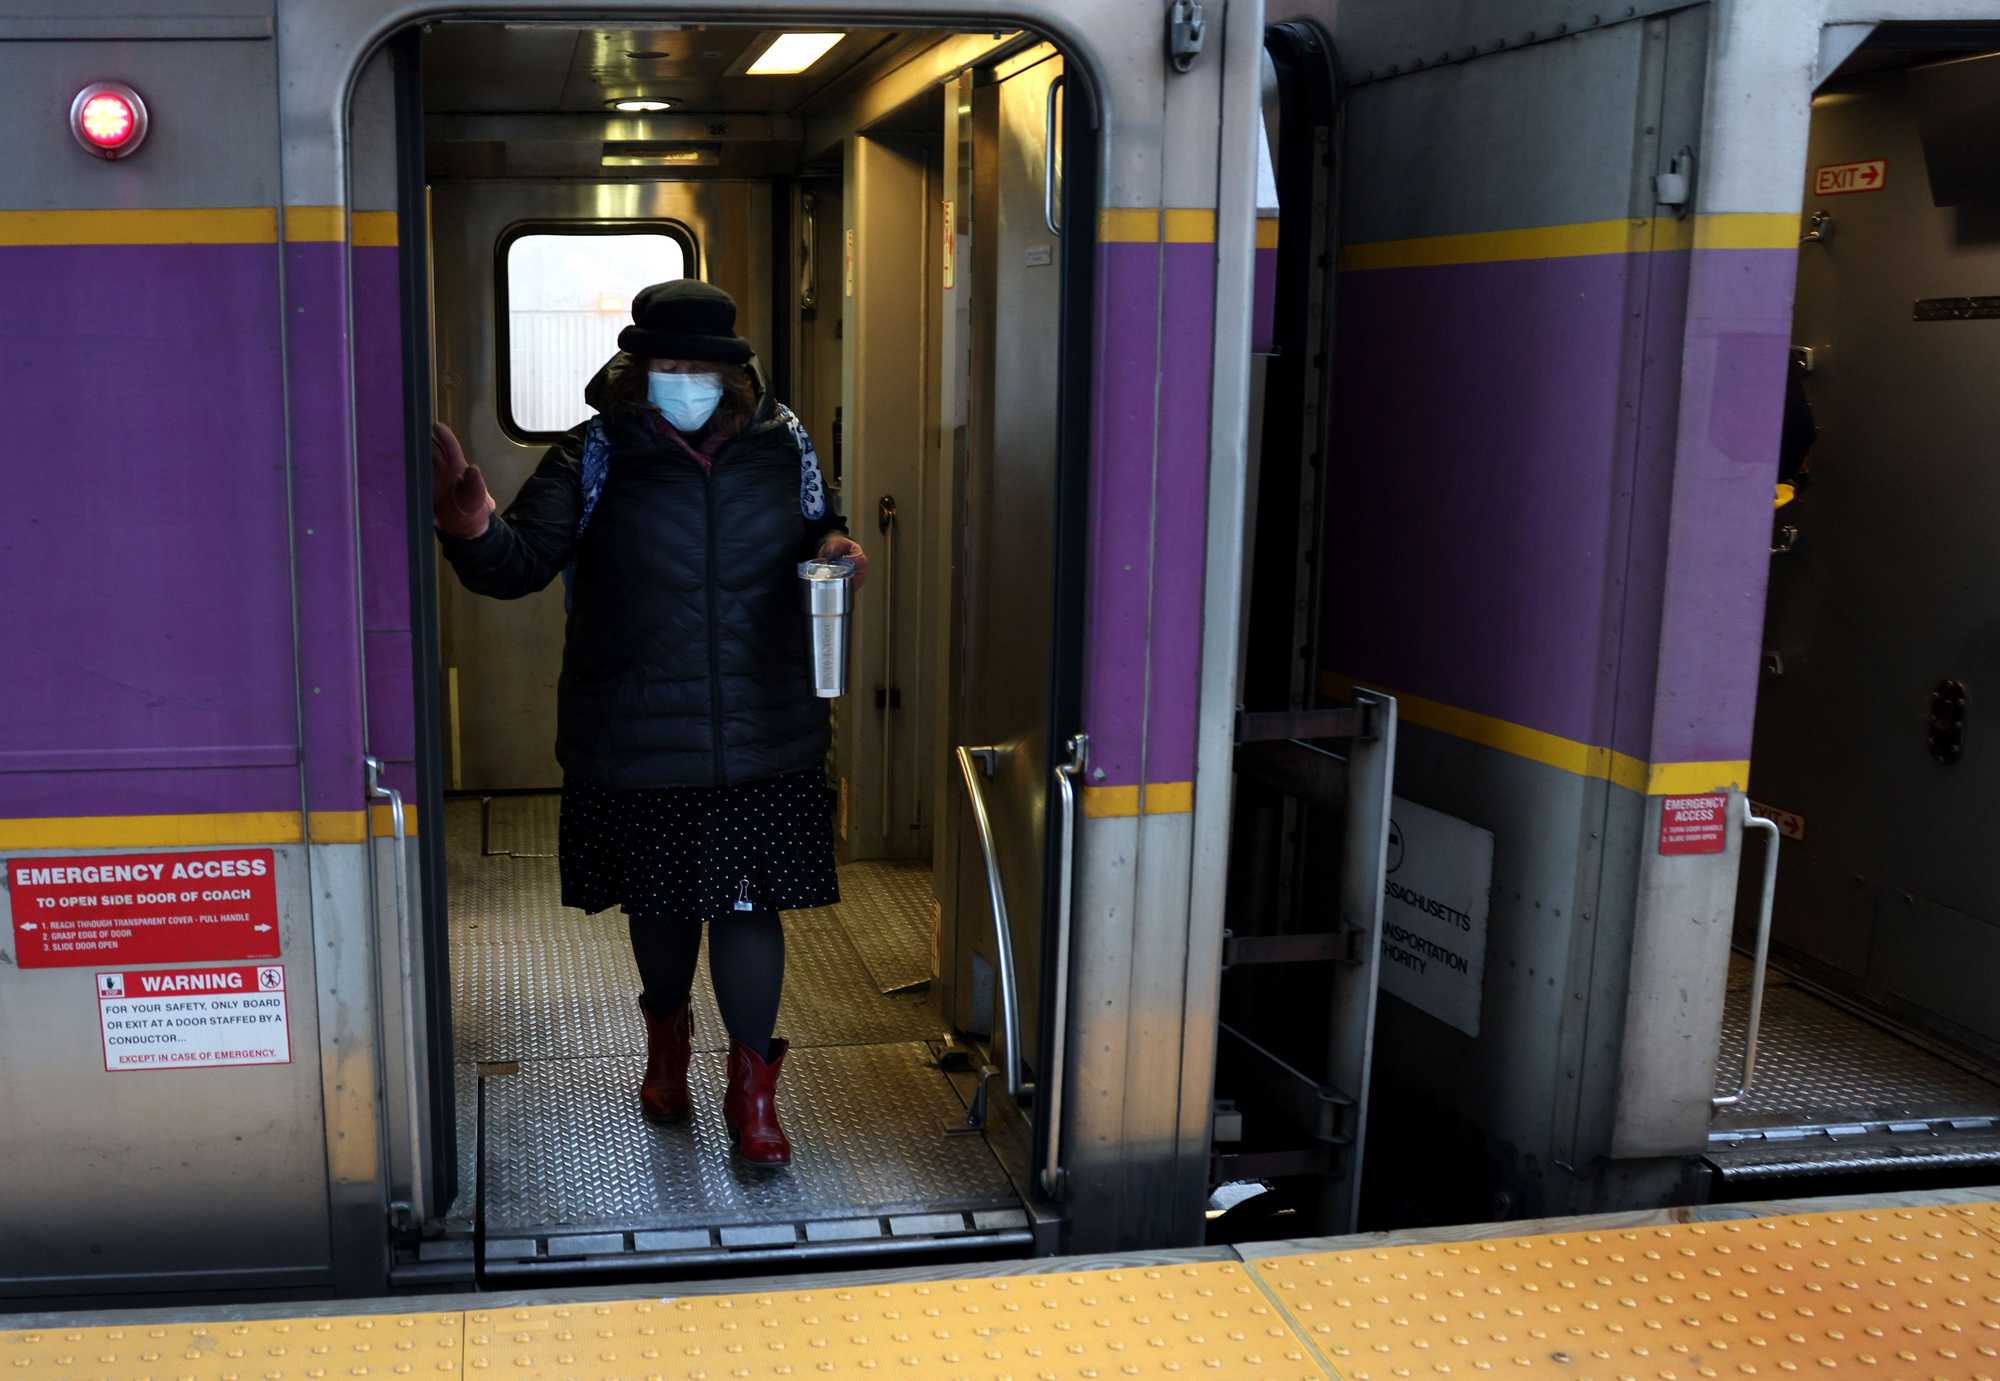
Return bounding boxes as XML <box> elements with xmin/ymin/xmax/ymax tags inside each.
<box><xmin>1379</xmin><ymin>798</ymin><xmax>1493</xmax><ymax>1037</ymax></box>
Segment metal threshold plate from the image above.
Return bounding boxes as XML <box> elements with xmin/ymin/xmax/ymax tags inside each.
<box><xmin>1707</xmin><ymin>1129</ymin><xmax>2000</xmax><ymax>1181</ymax></box>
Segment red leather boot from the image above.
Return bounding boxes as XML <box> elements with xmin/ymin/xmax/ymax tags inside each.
<box><xmin>638</xmin><ymin>996</ymin><xmax>692</xmax><ymax>1125</ymax></box>
<box><xmin>723</xmin><ymin>1038</ymin><xmax>792</xmax><ymax>1166</ymax></box>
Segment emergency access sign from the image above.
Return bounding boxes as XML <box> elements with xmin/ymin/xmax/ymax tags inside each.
<box><xmin>8</xmin><ymin>849</ymin><xmax>279</xmax><ymax>968</ymax></box>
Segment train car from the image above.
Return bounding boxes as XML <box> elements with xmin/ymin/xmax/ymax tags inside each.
<box><xmin>2</xmin><ymin>0</ymin><xmax>1998</xmax><ymax>1308</ymax></box>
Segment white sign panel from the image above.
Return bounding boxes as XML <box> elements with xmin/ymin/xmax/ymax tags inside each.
<box><xmin>1379</xmin><ymin>798</ymin><xmax>1493</xmax><ymax>1037</ymax></box>
<box><xmin>97</xmin><ymin>964</ymin><xmax>291</xmax><ymax>1072</ymax></box>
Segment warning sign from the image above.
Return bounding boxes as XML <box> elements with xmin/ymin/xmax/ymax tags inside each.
<box><xmin>1659</xmin><ymin>794</ymin><xmax>1729</xmax><ymax>855</ymax></box>
<box><xmin>8</xmin><ymin>849</ymin><xmax>278</xmax><ymax>969</ymax></box>
<box><xmin>1814</xmin><ymin>160</ymin><xmax>1886</xmax><ymax>196</ymax></box>
<box><xmin>97</xmin><ymin>964</ymin><xmax>290</xmax><ymax>1072</ymax></box>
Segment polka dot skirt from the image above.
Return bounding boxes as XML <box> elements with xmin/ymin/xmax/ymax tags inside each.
<box><xmin>559</xmin><ymin>769</ymin><xmax>841</xmax><ymax>919</ymax></box>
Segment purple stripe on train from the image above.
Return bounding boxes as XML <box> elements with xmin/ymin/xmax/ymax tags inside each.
<box><xmin>0</xmin><ymin>243</ymin><xmax>301</xmax><ymax>819</ymax></box>
<box><xmin>1142</xmin><ymin>241</ymin><xmax>1216</xmax><ymax>785</ymax></box>
<box><xmin>353</xmin><ymin>244</ymin><xmax>417</xmax><ymax>794</ymax></box>
<box><xmin>1645</xmin><ymin>248</ymin><xmax>1795</xmax><ymax>767</ymax></box>
<box><xmin>1082</xmin><ymin>238</ymin><xmax>1160</xmax><ymax>790</ymax></box>
<box><xmin>1251</xmin><ymin>245</ymin><xmax>1277</xmax><ymax>355</ymax></box>
<box><xmin>1323</xmin><ymin>244</ymin><xmax>1793</xmax><ymax>773</ymax></box>
<box><xmin>285</xmin><ymin>241</ymin><xmax>366</xmax><ymax>816</ymax></box>
<box><xmin>1325</xmin><ymin>250</ymin><xmax>1639</xmax><ymax>755</ymax></box>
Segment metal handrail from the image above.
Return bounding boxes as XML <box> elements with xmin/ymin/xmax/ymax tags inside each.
<box><xmin>799</xmin><ymin>191</ymin><xmax>818</xmax><ymax>311</ymax></box>
<box><xmin>1043</xmin><ymin>74</ymin><xmax>1065</xmax><ymax>237</ymax></box>
<box><xmin>1040</xmin><ymin>733</ymin><xmax>1088</xmax><ymax>1198</ymax></box>
<box><xmin>878</xmin><ymin>495</ymin><xmax>898</xmax><ymax>840</ymax></box>
<box><xmin>955</xmin><ymin>744</ymin><xmax>1030</xmax><ymax>1101</ymax></box>
<box><xmin>366</xmin><ymin>756</ymin><xmax>424</xmax><ymax>1214</ymax></box>
<box><xmin>1714</xmin><ymin>797</ymin><xmax>1782</xmax><ymax>1107</ymax></box>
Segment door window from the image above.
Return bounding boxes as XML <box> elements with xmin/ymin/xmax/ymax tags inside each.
<box><xmin>501</xmin><ymin>228</ymin><xmax>689</xmax><ymax>437</ymax></box>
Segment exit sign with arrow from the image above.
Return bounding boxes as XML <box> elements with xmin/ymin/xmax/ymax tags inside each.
<box><xmin>1815</xmin><ymin>160</ymin><xmax>1886</xmax><ymax>195</ymax></box>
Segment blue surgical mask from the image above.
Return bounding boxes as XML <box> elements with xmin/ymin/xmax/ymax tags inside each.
<box><xmin>647</xmin><ymin>371</ymin><xmax>725</xmax><ymax>432</ymax></box>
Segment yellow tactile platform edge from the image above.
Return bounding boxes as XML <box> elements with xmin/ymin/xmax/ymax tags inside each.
<box><xmin>1</xmin><ymin>1265</ymin><xmax>1321</xmax><ymax>1380</ymax></box>
<box><xmin>2</xmin><ymin>1310</ymin><xmax>462</xmax><ymax>1378</ymax></box>
<box><xmin>462</xmin><ymin>1263</ymin><xmax>1321</xmax><ymax>1378</ymax></box>
<box><xmin>9</xmin><ymin>1206</ymin><xmax>2000</xmax><ymax>1380</ymax></box>
<box><xmin>1247</xmin><ymin>1202</ymin><xmax>2000</xmax><ymax>1381</ymax></box>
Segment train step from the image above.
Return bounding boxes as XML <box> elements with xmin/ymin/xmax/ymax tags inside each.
<box><xmin>1705</xmin><ymin>1124</ymin><xmax>2000</xmax><ymax>1183</ymax></box>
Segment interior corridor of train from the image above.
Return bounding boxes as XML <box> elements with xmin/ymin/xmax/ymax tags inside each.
<box><xmin>1710</xmin><ymin>28</ymin><xmax>2000</xmax><ymax>1193</ymax></box>
<box><xmin>411</xmin><ymin>20</ymin><xmax>1076</xmax><ymax>1272</ymax></box>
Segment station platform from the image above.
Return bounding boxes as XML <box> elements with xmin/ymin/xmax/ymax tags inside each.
<box><xmin>6</xmin><ymin>1185</ymin><xmax>1999</xmax><ymax>1378</ymax></box>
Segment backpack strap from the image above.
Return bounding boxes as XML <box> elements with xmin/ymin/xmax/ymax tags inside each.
<box><xmin>774</xmin><ymin>402</ymin><xmax>827</xmax><ymax>519</ymax></box>
<box><xmin>562</xmin><ymin>419</ymin><xmax>611</xmax><ymax>611</ymax></box>
<box><xmin>576</xmin><ymin>418</ymin><xmax>612</xmax><ymax>535</ymax></box>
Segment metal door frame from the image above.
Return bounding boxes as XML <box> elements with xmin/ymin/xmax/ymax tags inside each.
<box><xmin>941</xmin><ymin>42</ymin><xmax>1099</xmax><ymax>1206</ymax></box>
<box><xmin>1031</xmin><ymin>42</ymin><xmax>1097</xmax><ymax>1204</ymax></box>
<box><xmin>390</xmin><ymin>26</ymin><xmax>457</xmax><ymax>1223</ymax></box>
<box><xmin>369</xmin><ymin>13</ymin><xmax>1102</xmax><ymax>1250</ymax></box>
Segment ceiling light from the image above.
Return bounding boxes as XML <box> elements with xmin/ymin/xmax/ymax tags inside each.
<box><xmin>601</xmin><ymin>144</ymin><xmax>718</xmax><ymax>167</ymax></box>
<box><xmin>610</xmin><ymin>98</ymin><xmax>673</xmax><ymax>112</ymax></box>
<box><xmin>746</xmin><ymin>33</ymin><xmax>845</xmax><ymax>75</ymax></box>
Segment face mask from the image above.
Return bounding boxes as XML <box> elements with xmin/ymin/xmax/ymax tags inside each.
<box><xmin>647</xmin><ymin>371</ymin><xmax>725</xmax><ymax>432</ymax></box>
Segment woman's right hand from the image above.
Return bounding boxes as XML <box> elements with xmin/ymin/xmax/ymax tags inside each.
<box><xmin>431</xmin><ymin>421</ymin><xmax>495</xmax><ymax>540</ymax></box>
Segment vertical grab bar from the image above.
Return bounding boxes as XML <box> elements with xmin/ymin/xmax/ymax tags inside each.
<box><xmin>799</xmin><ymin>191</ymin><xmax>818</xmax><ymax>311</ymax></box>
<box><xmin>1043</xmin><ymin>74</ymin><xmax>1065</xmax><ymax>238</ymax></box>
<box><xmin>955</xmin><ymin>744</ymin><xmax>1030</xmax><ymax>1101</ymax></box>
<box><xmin>366</xmin><ymin>756</ymin><xmax>425</xmax><ymax>1216</ymax></box>
<box><xmin>878</xmin><ymin>495</ymin><xmax>898</xmax><ymax>840</ymax></box>
<box><xmin>1713</xmin><ymin>796</ymin><xmax>1782</xmax><ymax>1107</ymax></box>
<box><xmin>1040</xmin><ymin>733</ymin><xmax>1088</xmax><ymax>1198</ymax></box>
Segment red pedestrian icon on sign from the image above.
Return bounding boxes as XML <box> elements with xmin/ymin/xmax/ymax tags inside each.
<box><xmin>258</xmin><ymin>966</ymin><xmax>284</xmax><ymax>991</ymax></box>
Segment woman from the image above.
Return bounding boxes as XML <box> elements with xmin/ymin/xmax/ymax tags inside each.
<box><xmin>432</xmin><ymin>279</ymin><xmax>866</xmax><ymax>1168</ymax></box>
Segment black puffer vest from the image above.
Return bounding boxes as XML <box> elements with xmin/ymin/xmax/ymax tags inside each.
<box><xmin>559</xmin><ymin>401</ymin><xmax>829</xmax><ymax>789</ymax></box>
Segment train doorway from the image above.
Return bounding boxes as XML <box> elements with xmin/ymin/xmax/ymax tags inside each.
<box><xmin>1710</xmin><ymin>25</ymin><xmax>2000</xmax><ymax>1193</ymax></box>
<box><xmin>378</xmin><ymin>18</ymin><xmax>1093</xmax><ymax>1279</ymax></box>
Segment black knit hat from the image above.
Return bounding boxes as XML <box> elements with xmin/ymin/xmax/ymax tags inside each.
<box><xmin>617</xmin><ymin>279</ymin><xmax>753</xmax><ymax>365</ymax></box>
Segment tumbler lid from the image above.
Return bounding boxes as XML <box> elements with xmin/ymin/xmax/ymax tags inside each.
<box><xmin>798</xmin><ymin>558</ymin><xmax>855</xmax><ymax>581</ymax></box>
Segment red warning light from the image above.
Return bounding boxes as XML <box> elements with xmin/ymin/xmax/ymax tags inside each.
<box><xmin>70</xmin><ymin>82</ymin><xmax>150</xmax><ymax>160</ymax></box>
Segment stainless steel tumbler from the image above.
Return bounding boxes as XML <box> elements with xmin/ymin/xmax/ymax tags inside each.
<box><xmin>798</xmin><ymin>558</ymin><xmax>854</xmax><ymax>698</ymax></box>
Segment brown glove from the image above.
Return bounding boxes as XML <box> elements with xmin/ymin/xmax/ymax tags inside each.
<box><xmin>431</xmin><ymin>421</ymin><xmax>495</xmax><ymax>540</ymax></box>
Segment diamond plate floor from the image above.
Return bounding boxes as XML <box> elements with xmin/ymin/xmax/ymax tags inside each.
<box><xmin>450</xmin><ymin>851</ymin><xmax>942</xmax><ymax>1063</ymax></box>
<box><xmin>1715</xmin><ymin>957</ymin><xmax>2000</xmax><ymax>1131</ymax></box>
<box><xmin>443</xmin><ymin>800</ymin><xmax>1007</xmax><ymax>1245</ymax></box>
<box><xmin>480</xmin><ymin>1044</ymin><xmax>1015</xmax><ymax>1236</ymax></box>
<box><xmin>833</xmin><ymin>860</ymin><xmax>934</xmax><ymax>993</ymax></box>
<box><xmin>482</xmin><ymin>793</ymin><xmax>559</xmax><ymax>858</ymax></box>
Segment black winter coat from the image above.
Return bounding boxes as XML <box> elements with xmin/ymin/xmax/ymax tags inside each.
<box><xmin>439</xmin><ymin>388</ymin><xmax>845</xmax><ymax>789</ymax></box>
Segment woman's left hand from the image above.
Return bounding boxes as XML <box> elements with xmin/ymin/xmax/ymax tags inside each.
<box><xmin>818</xmin><ymin>535</ymin><xmax>869</xmax><ymax>588</ymax></box>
